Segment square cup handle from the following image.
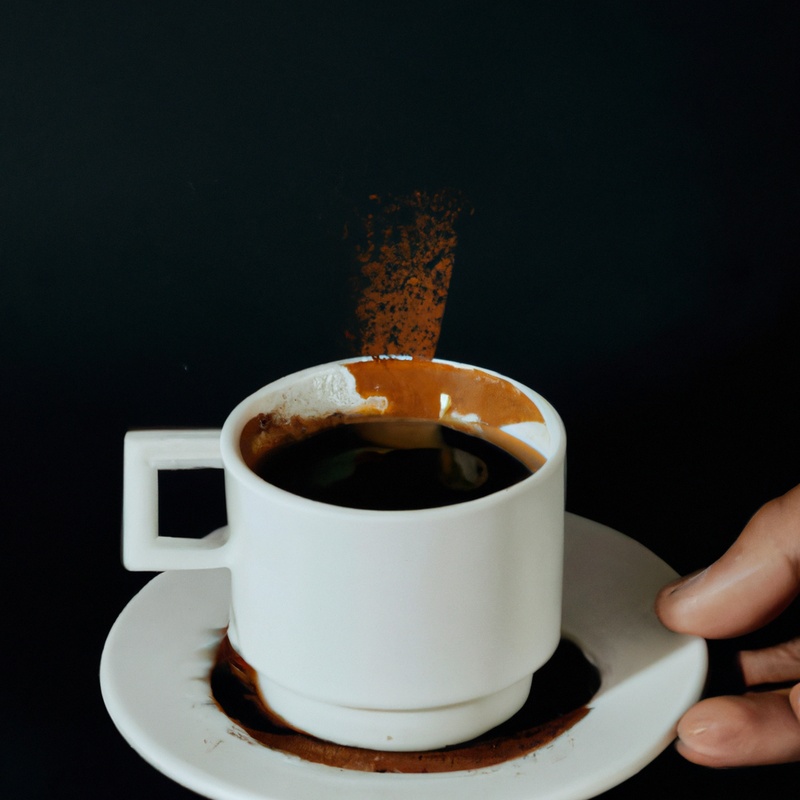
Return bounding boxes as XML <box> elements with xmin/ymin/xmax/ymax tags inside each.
<box><xmin>123</xmin><ymin>429</ymin><xmax>232</xmax><ymax>571</ymax></box>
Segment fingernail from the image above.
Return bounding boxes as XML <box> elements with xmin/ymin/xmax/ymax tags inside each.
<box><xmin>683</xmin><ymin>723</ymin><xmax>708</xmax><ymax>739</ymax></box>
<box><xmin>677</xmin><ymin>714</ymin><xmax>715</xmax><ymax>751</ymax></box>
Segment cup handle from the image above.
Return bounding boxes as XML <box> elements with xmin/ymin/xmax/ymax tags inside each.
<box><xmin>123</xmin><ymin>429</ymin><xmax>231</xmax><ymax>571</ymax></box>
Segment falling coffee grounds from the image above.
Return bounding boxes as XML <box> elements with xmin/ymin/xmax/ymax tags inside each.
<box><xmin>345</xmin><ymin>190</ymin><xmax>467</xmax><ymax>358</ymax></box>
<box><xmin>211</xmin><ymin>635</ymin><xmax>599</xmax><ymax>773</ymax></box>
<box><xmin>250</xmin><ymin>418</ymin><xmax>533</xmax><ymax>510</ymax></box>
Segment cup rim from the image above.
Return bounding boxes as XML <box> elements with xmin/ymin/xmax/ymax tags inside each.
<box><xmin>220</xmin><ymin>356</ymin><xmax>566</xmax><ymax>518</ymax></box>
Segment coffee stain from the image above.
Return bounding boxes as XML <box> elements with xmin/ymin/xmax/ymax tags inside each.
<box><xmin>344</xmin><ymin>359</ymin><xmax>546</xmax><ymax>470</ymax></box>
<box><xmin>345</xmin><ymin>190</ymin><xmax>468</xmax><ymax>358</ymax></box>
<box><xmin>211</xmin><ymin>634</ymin><xmax>598</xmax><ymax>774</ymax></box>
<box><xmin>344</xmin><ymin>359</ymin><xmax>544</xmax><ymax>427</ymax></box>
<box><xmin>239</xmin><ymin>360</ymin><xmax>547</xmax><ymax>474</ymax></box>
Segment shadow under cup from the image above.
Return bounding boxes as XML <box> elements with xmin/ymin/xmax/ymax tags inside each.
<box><xmin>222</xmin><ymin>357</ymin><xmax>566</xmax><ymax>751</ymax></box>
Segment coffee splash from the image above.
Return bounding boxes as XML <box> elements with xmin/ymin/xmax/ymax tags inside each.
<box><xmin>345</xmin><ymin>190</ymin><xmax>468</xmax><ymax>358</ymax></box>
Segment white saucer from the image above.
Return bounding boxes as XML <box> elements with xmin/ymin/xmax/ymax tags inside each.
<box><xmin>100</xmin><ymin>513</ymin><xmax>707</xmax><ymax>800</ymax></box>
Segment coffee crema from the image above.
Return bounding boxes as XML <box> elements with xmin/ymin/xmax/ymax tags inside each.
<box><xmin>210</xmin><ymin>635</ymin><xmax>599</xmax><ymax>773</ymax></box>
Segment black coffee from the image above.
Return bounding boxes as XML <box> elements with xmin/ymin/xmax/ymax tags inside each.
<box><xmin>250</xmin><ymin>419</ymin><xmax>534</xmax><ymax>510</ymax></box>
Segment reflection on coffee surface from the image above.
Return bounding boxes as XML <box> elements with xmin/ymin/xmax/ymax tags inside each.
<box><xmin>247</xmin><ymin>418</ymin><xmax>535</xmax><ymax>510</ymax></box>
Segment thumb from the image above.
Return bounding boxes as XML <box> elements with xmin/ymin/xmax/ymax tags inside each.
<box><xmin>656</xmin><ymin>485</ymin><xmax>800</xmax><ymax>639</ymax></box>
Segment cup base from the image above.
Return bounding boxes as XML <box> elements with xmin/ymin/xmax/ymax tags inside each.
<box><xmin>256</xmin><ymin>673</ymin><xmax>534</xmax><ymax>752</ymax></box>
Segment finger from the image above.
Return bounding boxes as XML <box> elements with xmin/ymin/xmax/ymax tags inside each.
<box><xmin>656</xmin><ymin>484</ymin><xmax>800</xmax><ymax>639</ymax></box>
<box><xmin>740</xmin><ymin>637</ymin><xmax>800</xmax><ymax>687</ymax></box>
<box><xmin>675</xmin><ymin>689</ymin><xmax>800</xmax><ymax>767</ymax></box>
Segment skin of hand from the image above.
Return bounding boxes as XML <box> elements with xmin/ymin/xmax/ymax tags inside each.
<box><xmin>655</xmin><ymin>483</ymin><xmax>800</xmax><ymax>767</ymax></box>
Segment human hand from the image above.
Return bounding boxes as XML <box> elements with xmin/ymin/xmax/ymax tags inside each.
<box><xmin>656</xmin><ymin>484</ymin><xmax>800</xmax><ymax>767</ymax></box>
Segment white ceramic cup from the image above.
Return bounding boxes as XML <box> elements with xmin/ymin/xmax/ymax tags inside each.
<box><xmin>123</xmin><ymin>356</ymin><xmax>566</xmax><ymax>751</ymax></box>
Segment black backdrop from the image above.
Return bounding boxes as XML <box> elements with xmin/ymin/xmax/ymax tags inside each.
<box><xmin>3</xmin><ymin>2</ymin><xmax>800</xmax><ymax>797</ymax></box>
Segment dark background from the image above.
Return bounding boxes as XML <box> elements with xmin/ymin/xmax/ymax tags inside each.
<box><xmin>2</xmin><ymin>1</ymin><xmax>800</xmax><ymax>797</ymax></box>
